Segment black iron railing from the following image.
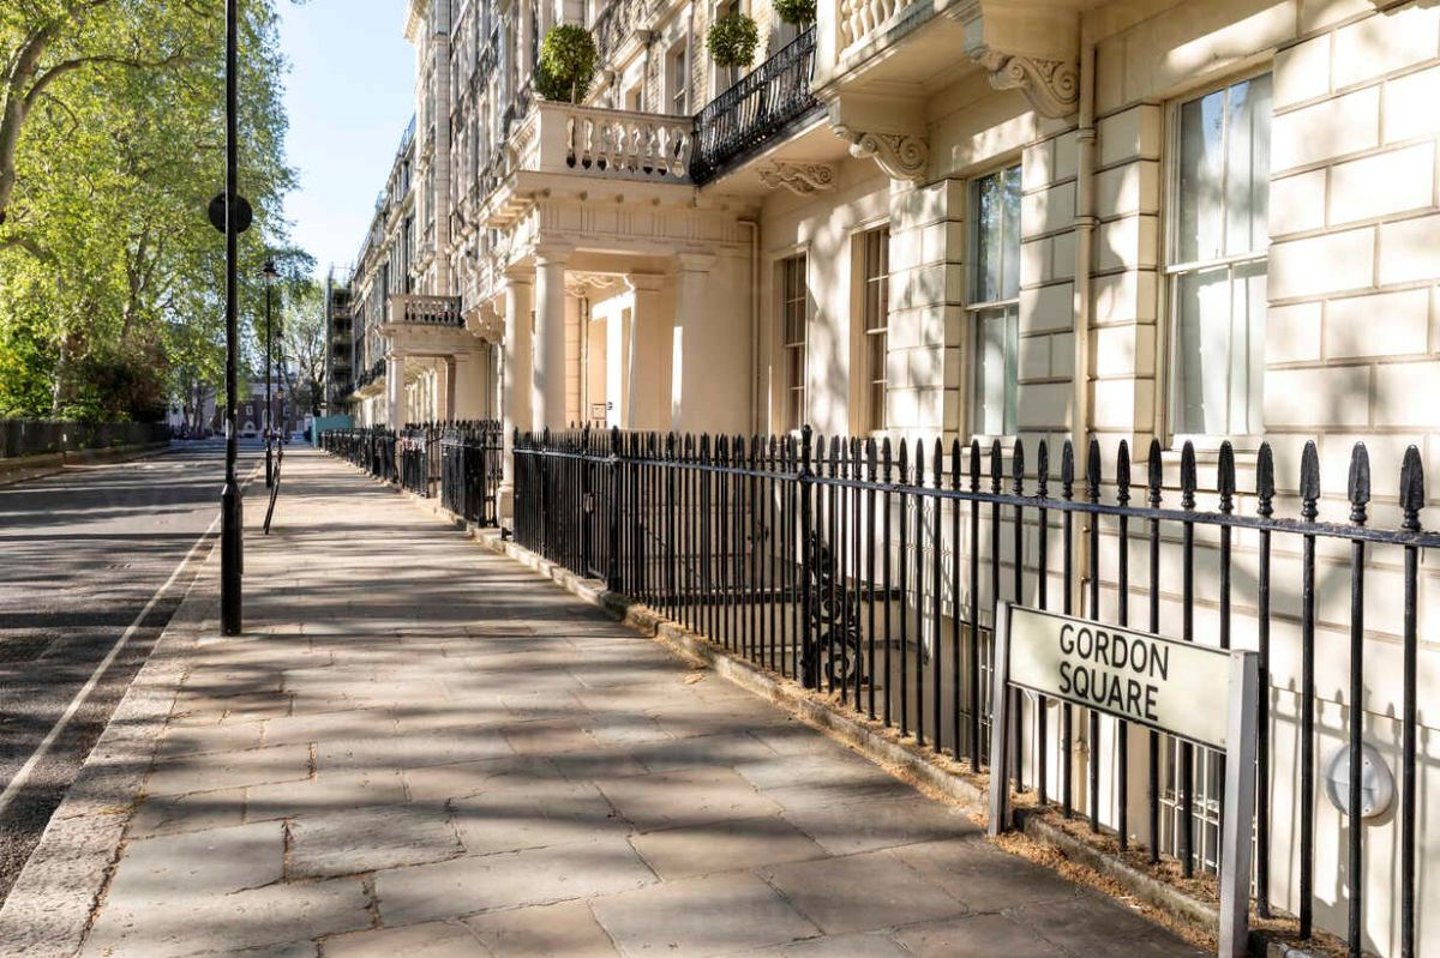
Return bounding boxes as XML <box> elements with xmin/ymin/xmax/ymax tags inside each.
<box><xmin>321</xmin><ymin>420</ymin><xmax>504</xmax><ymax>527</ymax></box>
<box><xmin>441</xmin><ymin>421</ymin><xmax>505</xmax><ymax>526</ymax></box>
<box><xmin>514</xmin><ymin>424</ymin><xmax>1436</xmax><ymax>958</ymax></box>
<box><xmin>356</xmin><ymin>359</ymin><xmax>385</xmax><ymax>390</ymax></box>
<box><xmin>691</xmin><ymin>27</ymin><xmax>822</xmax><ymax>185</ymax></box>
<box><xmin>398</xmin><ymin>423</ymin><xmax>441</xmax><ymax>498</ymax></box>
<box><xmin>0</xmin><ymin>419</ymin><xmax>170</xmax><ymax>459</ymax></box>
<box><xmin>319</xmin><ymin>426</ymin><xmax>397</xmax><ymax>483</ymax></box>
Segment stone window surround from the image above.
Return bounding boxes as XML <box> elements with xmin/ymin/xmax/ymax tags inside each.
<box><xmin>967</xmin><ymin>159</ymin><xmax>1024</xmax><ymax>442</ymax></box>
<box><xmin>771</xmin><ymin>246</ymin><xmax>811</xmax><ymax>435</ymax></box>
<box><xmin>666</xmin><ymin>38</ymin><xmax>690</xmax><ymax>115</ymax></box>
<box><xmin>849</xmin><ymin>217</ymin><xmax>892</xmax><ymax>436</ymax></box>
<box><xmin>1158</xmin><ymin>64</ymin><xmax>1276</xmax><ymax>453</ymax></box>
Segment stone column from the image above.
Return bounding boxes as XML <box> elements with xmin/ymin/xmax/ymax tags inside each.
<box><xmin>385</xmin><ymin>353</ymin><xmax>406</xmax><ymax>428</ymax></box>
<box><xmin>607</xmin><ymin>302</ymin><xmax>632</xmax><ymax>429</ymax></box>
<box><xmin>671</xmin><ymin>251</ymin><xmax>749</xmax><ymax>433</ymax></box>
<box><xmin>439</xmin><ymin>357</ymin><xmax>455</xmax><ymax>421</ymax></box>
<box><xmin>451</xmin><ymin>353</ymin><xmax>486</xmax><ymax>420</ymax></box>
<box><xmin>500</xmin><ymin>270</ymin><xmax>534</xmax><ymax>517</ymax></box>
<box><xmin>625</xmin><ymin>272</ymin><xmax>667</xmax><ymax>430</ymax></box>
<box><xmin>532</xmin><ymin>244</ymin><xmax>572</xmax><ymax>430</ymax></box>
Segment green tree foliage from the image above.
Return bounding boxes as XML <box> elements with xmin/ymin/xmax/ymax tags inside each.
<box><xmin>773</xmin><ymin>0</ymin><xmax>816</xmax><ymax>25</ymax></box>
<box><xmin>534</xmin><ymin>25</ymin><xmax>597</xmax><ymax>104</ymax></box>
<box><xmin>276</xmin><ymin>273</ymin><xmax>324</xmax><ymax>416</ymax></box>
<box><xmin>706</xmin><ymin>13</ymin><xmax>760</xmax><ymax>69</ymax></box>
<box><xmin>0</xmin><ymin>0</ymin><xmax>297</xmax><ymax>421</ymax></box>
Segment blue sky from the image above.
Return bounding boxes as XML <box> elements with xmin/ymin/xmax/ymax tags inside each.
<box><xmin>277</xmin><ymin>0</ymin><xmax>415</xmax><ymax>278</ymax></box>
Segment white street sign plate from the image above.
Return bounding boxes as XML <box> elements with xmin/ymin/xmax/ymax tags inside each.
<box><xmin>1006</xmin><ymin>605</ymin><xmax>1233</xmax><ymax>751</ymax></box>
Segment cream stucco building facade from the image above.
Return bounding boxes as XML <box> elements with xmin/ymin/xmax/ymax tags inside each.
<box><xmin>325</xmin><ymin>1</ymin><xmax>1440</xmax><ymax>954</ymax></box>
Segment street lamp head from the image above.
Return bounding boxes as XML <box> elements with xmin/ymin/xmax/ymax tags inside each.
<box><xmin>262</xmin><ymin>258</ymin><xmax>278</xmax><ymax>284</ymax></box>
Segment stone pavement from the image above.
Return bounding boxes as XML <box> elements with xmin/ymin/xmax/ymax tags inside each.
<box><xmin>24</xmin><ymin>449</ymin><xmax>1206</xmax><ymax>957</ymax></box>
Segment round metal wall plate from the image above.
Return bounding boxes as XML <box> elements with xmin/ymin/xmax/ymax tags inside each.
<box><xmin>1324</xmin><ymin>742</ymin><xmax>1395</xmax><ymax>820</ymax></box>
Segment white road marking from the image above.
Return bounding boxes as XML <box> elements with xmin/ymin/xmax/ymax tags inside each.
<box><xmin>0</xmin><ymin>457</ymin><xmax>255</xmax><ymax>818</ymax></box>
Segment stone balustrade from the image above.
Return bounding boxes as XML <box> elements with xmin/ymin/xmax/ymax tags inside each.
<box><xmin>838</xmin><ymin>0</ymin><xmax>920</xmax><ymax>52</ymax></box>
<box><xmin>390</xmin><ymin>294</ymin><xmax>464</xmax><ymax>327</ymax></box>
<box><xmin>520</xmin><ymin>100</ymin><xmax>693</xmax><ymax>184</ymax></box>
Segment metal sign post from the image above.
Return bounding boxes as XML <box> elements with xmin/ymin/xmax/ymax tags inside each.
<box><xmin>987</xmin><ymin>601</ymin><xmax>1259</xmax><ymax>958</ymax></box>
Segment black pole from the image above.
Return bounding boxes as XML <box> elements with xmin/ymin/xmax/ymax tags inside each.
<box><xmin>220</xmin><ymin>0</ymin><xmax>243</xmax><ymax>635</ymax></box>
<box><xmin>265</xmin><ymin>280</ymin><xmax>273</xmax><ymax>488</ymax></box>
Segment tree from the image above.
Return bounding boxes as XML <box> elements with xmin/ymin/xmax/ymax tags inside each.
<box><xmin>273</xmin><ymin>257</ymin><xmax>325</xmax><ymax>418</ymax></box>
<box><xmin>0</xmin><ymin>0</ymin><xmax>297</xmax><ymax>421</ymax></box>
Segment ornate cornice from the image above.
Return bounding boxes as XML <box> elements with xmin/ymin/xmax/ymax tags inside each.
<box><xmin>970</xmin><ymin>48</ymin><xmax>1079</xmax><ymax>119</ymax></box>
<box><xmin>757</xmin><ymin>162</ymin><xmax>837</xmax><ymax>196</ymax></box>
<box><xmin>833</xmin><ymin>125</ymin><xmax>928</xmax><ymax>184</ymax></box>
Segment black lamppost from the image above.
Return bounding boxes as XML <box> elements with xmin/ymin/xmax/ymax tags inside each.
<box><xmin>219</xmin><ymin>0</ymin><xmax>244</xmax><ymax>635</ymax></box>
<box><xmin>263</xmin><ymin>258</ymin><xmax>278</xmax><ymax>487</ymax></box>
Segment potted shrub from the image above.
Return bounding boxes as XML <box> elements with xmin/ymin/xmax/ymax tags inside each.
<box><xmin>706</xmin><ymin>12</ymin><xmax>761</xmax><ymax>69</ymax></box>
<box><xmin>534</xmin><ymin>24</ymin><xmax>598</xmax><ymax>103</ymax></box>
<box><xmin>773</xmin><ymin>0</ymin><xmax>816</xmax><ymax>25</ymax></box>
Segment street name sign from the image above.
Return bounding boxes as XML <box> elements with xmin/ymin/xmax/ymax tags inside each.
<box><xmin>986</xmin><ymin>602</ymin><xmax>1258</xmax><ymax>958</ymax></box>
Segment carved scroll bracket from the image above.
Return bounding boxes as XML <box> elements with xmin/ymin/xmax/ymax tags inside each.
<box><xmin>465</xmin><ymin>305</ymin><xmax>504</xmax><ymax>343</ymax></box>
<box><xmin>832</xmin><ymin>124</ymin><xmax>929</xmax><ymax>184</ymax></box>
<box><xmin>970</xmin><ymin>47</ymin><xmax>1079</xmax><ymax>119</ymax></box>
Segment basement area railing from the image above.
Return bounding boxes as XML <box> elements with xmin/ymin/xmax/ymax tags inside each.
<box><xmin>319</xmin><ymin>421</ymin><xmax>503</xmax><ymax>527</ymax></box>
<box><xmin>512</xmin><ymin>423</ymin><xmax>1436</xmax><ymax>958</ymax></box>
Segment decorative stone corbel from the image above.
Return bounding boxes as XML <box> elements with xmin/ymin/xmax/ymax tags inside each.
<box><xmin>970</xmin><ymin>47</ymin><xmax>1079</xmax><ymax>119</ymax></box>
<box><xmin>757</xmin><ymin>161</ymin><xmax>837</xmax><ymax>196</ymax></box>
<box><xmin>565</xmin><ymin>271</ymin><xmax>621</xmax><ymax>298</ymax></box>
<box><xmin>833</xmin><ymin>124</ymin><xmax>928</xmax><ymax>184</ymax></box>
<box><xmin>465</xmin><ymin>305</ymin><xmax>504</xmax><ymax>343</ymax></box>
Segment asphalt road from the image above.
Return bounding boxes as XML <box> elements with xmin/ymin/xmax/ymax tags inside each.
<box><xmin>0</xmin><ymin>439</ymin><xmax>261</xmax><ymax>904</ymax></box>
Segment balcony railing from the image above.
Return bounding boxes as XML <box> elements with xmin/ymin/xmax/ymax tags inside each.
<box><xmin>837</xmin><ymin>0</ymin><xmax>929</xmax><ymax>55</ymax></box>
<box><xmin>355</xmin><ymin>359</ymin><xmax>385</xmax><ymax>390</ymax></box>
<box><xmin>390</xmin><ymin>293</ymin><xmax>464</xmax><ymax>327</ymax></box>
<box><xmin>691</xmin><ymin>27</ymin><xmax>821</xmax><ymax>185</ymax></box>
<box><xmin>516</xmin><ymin>101</ymin><xmax>692</xmax><ymax>184</ymax></box>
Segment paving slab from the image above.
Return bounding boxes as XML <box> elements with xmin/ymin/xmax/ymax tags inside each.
<box><xmin>3</xmin><ymin>451</ymin><xmax>1206</xmax><ymax>958</ymax></box>
<box><xmin>465</xmin><ymin>899</ymin><xmax>619</xmax><ymax>957</ymax></box>
<box><xmin>82</xmin><ymin>876</ymin><xmax>371</xmax><ymax>958</ymax></box>
<box><xmin>323</xmin><ymin>920</ymin><xmax>491</xmax><ymax>957</ymax></box>
<box><xmin>589</xmin><ymin>872</ymin><xmax>819</xmax><ymax>957</ymax></box>
<box><xmin>142</xmin><ymin>743</ymin><xmax>312</xmax><ymax>797</ymax></box>
<box><xmin>757</xmin><ymin>849</ymin><xmax>964</xmax><ymax>936</ymax></box>
<box><xmin>627</xmin><ymin>815</ymin><xmax>826</xmax><ymax>881</ymax></box>
<box><xmin>288</xmin><ymin>802</ymin><xmax>463</xmax><ymax>878</ymax></box>
<box><xmin>776</xmin><ymin>793</ymin><xmax>978</xmax><ymax>856</ymax></box>
<box><xmin>128</xmin><ymin>786</ymin><xmax>247</xmax><ymax>838</ymax></box>
<box><xmin>734</xmin><ymin>931</ymin><xmax>911</xmax><ymax>957</ymax></box>
<box><xmin>888</xmin><ymin>837</ymin><xmax>1087</xmax><ymax>912</ymax></box>
<box><xmin>402</xmin><ymin>754</ymin><xmax>563</xmax><ymax>803</ymax></box>
<box><xmin>375</xmin><ymin>835</ymin><xmax>658</xmax><ymax>926</ymax></box>
<box><xmin>597</xmin><ymin>765</ymin><xmax>785</xmax><ymax>831</ymax></box>
<box><xmin>451</xmin><ymin>779</ymin><xmax>632</xmax><ymax>854</ymax></box>
<box><xmin>244</xmin><ymin>767</ymin><xmax>408</xmax><ymax>820</ymax></box>
<box><xmin>891</xmin><ymin>913</ymin><xmax>1065</xmax><ymax>958</ymax></box>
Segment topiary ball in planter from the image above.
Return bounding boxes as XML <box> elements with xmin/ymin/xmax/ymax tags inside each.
<box><xmin>774</xmin><ymin>0</ymin><xmax>816</xmax><ymax>25</ymax></box>
<box><xmin>706</xmin><ymin>12</ymin><xmax>761</xmax><ymax>69</ymax></box>
<box><xmin>536</xmin><ymin>24</ymin><xmax>598</xmax><ymax>103</ymax></box>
